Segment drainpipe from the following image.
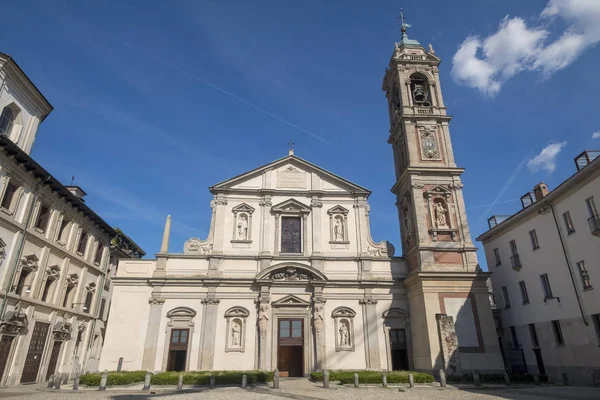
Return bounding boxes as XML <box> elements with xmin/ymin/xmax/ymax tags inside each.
<box><xmin>0</xmin><ymin>175</ymin><xmax>49</xmax><ymax>320</ymax></box>
<box><xmin>545</xmin><ymin>201</ymin><xmax>588</xmax><ymax>325</ymax></box>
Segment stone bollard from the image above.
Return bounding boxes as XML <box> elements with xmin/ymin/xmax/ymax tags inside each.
<box><xmin>504</xmin><ymin>372</ymin><xmax>511</xmax><ymax>386</ymax></box>
<box><xmin>47</xmin><ymin>375</ymin><xmax>54</xmax><ymax>389</ymax></box>
<box><xmin>242</xmin><ymin>374</ymin><xmax>247</xmax><ymax>389</ymax></box>
<box><xmin>323</xmin><ymin>370</ymin><xmax>330</xmax><ymax>388</ymax></box>
<box><xmin>534</xmin><ymin>374</ymin><xmax>540</xmax><ymax>386</ymax></box>
<box><xmin>382</xmin><ymin>374</ymin><xmax>387</xmax><ymax>388</ymax></box>
<box><xmin>354</xmin><ymin>373</ymin><xmax>359</xmax><ymax>388</ymax></box>
<box><xmin>177</xmin><ymin>374</ymin><xmax>183</xmax><ymax>390</ymax></box>
<box><xmin>99</xmin><ymin>370</ymin><xmax>108</xmax><ymax>391</ymax></box>
<box><xmin>439</xmin><ymin>369</ymin><xmax>446</xmax><ymax>388</ymax></box>
<box><xmin>63</xmin><ymin>373</ymin><xmax>69</xmax><ymax>384</ymax></box>
<box><xmin>473</xmin><ymin>371</ymin><xmax>481</xmax><ymax>388</ymax></box>
<box><xmin>408</xmin><ymin>373</ymin><xmax>414</xmax><ymax>388</ymax></box>
<box><xmin>562</xmin><ymin>373</ymin><xmax>569</xmax><ymax>386</ymax></box>
<box><xmin>54</xmin><ymin>376</ymin><xmax>61</xmax><ymax>390</ymax></box>
<box><xmin>210</xmin><ymin>375</ymin><xmax>215</xmax><ymax>389</ymax></box>
<box><xmin>143</xmin><ymin>372</ymin><xmax>152</xmax><ymax>390</ymax></box>
<box><xmin>117</xmin><ymin>357</ymin><xmax>124</xmax><ymax>372</ymax></box>
<box><xmin>273</xmin><ymin>369</ymin><xmax>280</xmax><ymax>389</ymax></box>
<box><xmin>73</xmin><ymin>374</ymin><xmax>80</xmax><ymax>391</ymax></box>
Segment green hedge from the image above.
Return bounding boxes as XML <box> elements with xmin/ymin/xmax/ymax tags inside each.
<box><xmin>79</xmin><ymin>371</ymin><xmax>147</xmax><ymax>386</ymax></box>
<box><xmin>79</xmin><ymin>370</ymin><xmax>273</xmax><ymax>387</ymax></box>
<box><xmin>309</xmin><ymin>370</ymin><xmax>434</xmax><ymax>384</ymax></box>
<box><xmin>446</xmin><ymin>373</ymin><xmax>548</xmax><ymax>384</ymax></box>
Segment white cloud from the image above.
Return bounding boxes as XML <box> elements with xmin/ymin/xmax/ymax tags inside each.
<box><xmin>527</xmin><ymin>142</ymin><xmax>567</xmax><ymax>173</ymax></box>
<box><xmin>452</xmin><ymin>0</ymin><xmax>600</xmax><ymax>95</ymax></box>
<box><xmin>593</xmin><ymin>131</ymin><xmax>600</xmax><ymax>139</ymax></box>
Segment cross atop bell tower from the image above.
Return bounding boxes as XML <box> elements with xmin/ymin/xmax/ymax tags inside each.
<box><xmin>381</xmin><ymin>15</ymin><xmax>478</xmax><ymax>272</ymax></box>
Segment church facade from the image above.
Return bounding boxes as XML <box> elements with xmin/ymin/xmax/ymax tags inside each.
<box><xmin>100</xmin><ymin>29</ymin><xmax>504</xmax><ymax>376</ymax></box>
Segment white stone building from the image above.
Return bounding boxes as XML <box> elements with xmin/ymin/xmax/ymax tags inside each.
<box><xmin>101</xmin><ymin>28</ymin><xmax>504</xmax><ymax>377</ymax></box>
<box><xmin>477</xmin><ymin>151</ymin><xmax>600</xmax><ymax>384</ymax></box>
<box><xmin>0</xmin><ymin>52</ymin><xmax>144</xmax><ymax>386</ymax></box>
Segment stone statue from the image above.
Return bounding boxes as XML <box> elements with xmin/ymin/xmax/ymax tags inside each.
<box><xmin>428</xmin><ymin>43</ymin><xmax>435</xmax><ymax>54</ymax></box>
<box><xmin>435</xmin><ymin>202</ymin><xmax>448</xmax><ymax>228</ymax></box>
<box><xmin>237</xmin><ymin>214</ymin><xmax>248</xmax><ymax>240</ymax></box>
<box><xmin>339</xmin><ymin>322</ymin><xmax>349</xmax><ymax>346</ymax></box>
<box><xmin>334</xmin><ymin>217</ymin><xmax>344</xmax><ymax>241</ymax></box>
<box><xmin>231</xmin><ymin>321</ymin><xmax>241</xmax><ymax>346</ymax></box>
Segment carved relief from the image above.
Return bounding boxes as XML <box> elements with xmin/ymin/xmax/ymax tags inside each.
<box><xmin>435</xmin><ymin>200</ymin><xmax>448</xmax><ymax>228</ymax></box>
<box><xmin>269</xmin><ymin>267</ymin><xmax>312</xmax><ymax>281</ymax></box>
<box><xmin>53</xmin><ymin>321</ymin><xmax>72</xmax><ymax>341</ymax></box>
<box><xmin>85</xmin><ymin>282</ymin><xmax>96</xmax><ymax>293</ymax></box>
<box><xmin>332</xmin><ymin>306</ymin><xmax>356</xmax><ymax>352</ymax></box>
<box><xmin>257</xmin><ymin>302</ymin><xmax>269</xmax><ymax>340</ymax></box>
<box><xmin>0</xmin><ymin>301</ymin><xmax>28</xmax><ymax>335</ymax></box>
<box><xmin>424</xmin><ymin>185</ymin><xmax>457</xmax><ymax>242</ymax></box>
<box><xmin>313</xmin><ymin>299</ymin><xmax>326</xmax><ymax>339</ymax></box>
<box><xmin>0</xmin><ymin>237</ymin><xmax>6</xmax><ymax>260</ymax></box>
<box><xmin>184</xmin><ymin>238</ymin><xmax>213</xmax><ymax>254</ymax></box>
<box><xmin>149</xmin><ymin>295</ymin><xmax>165</xmax><ymax>305</ymax></box>
<box><xmin>46</xmin><ymin>265</ymin><xmax>61</xmax><ymax>281</ymax></box>
<box><xmin>436</xmin><ymin>314</ymin><xmax>461</xmax><ymax>374</ymax></box>
<box><xmin>20</xmin><ymin>254</ymin><xmax>39</xmax><ymax>272</ymax></box>
<box><xmin>65</xmin><ymin>273</ymin><xmax>79</xmax><ymax>287</ymax></box>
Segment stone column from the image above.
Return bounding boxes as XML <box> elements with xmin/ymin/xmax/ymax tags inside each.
<box><xmin>211</xmin><ymin>194</ymin><xmax>228</xmax><ymax>255</ymax></box>
<box><xmin>360</xmin><ymin>296</ymin><xmax>381</xmax><ymax>369</ymax></box>
<box><xmin>310</xmin><ymin>198</ymin><xmax>323</xmax><ymax>256</ymax></box>
<box><xmin>312</xmin><ymin>289</ymin><xmax>327</xmax><ymax>370</ymax></box>
<box><xmin>198</xmin><ymin>295</ymin><xmax>220</xmax><ymax>370</ymax></box>
<box><xmin>141</xmin><ymin>294</ymin><xmax>165</xmax><ymax>371</ymax></box>
<box><xmin>436</xmin><ymin>314</ymin><xmax>461</xmax><ymax>375</ymax></box>
<box><xmin>259</xmin><ymin>196</ymin><xmax>272</xmax><ymax>256</ymax></box>
<box><xmin>256</xmin><ymin>291</ymin><xmax>271</xmax><ymax>371</ymax></box>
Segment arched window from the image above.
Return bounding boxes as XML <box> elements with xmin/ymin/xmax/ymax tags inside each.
<box><xmin>0</xmin><ymin>107</ymin><xmax>15</xmax><ymax>135</ymax></box>
<box><xmin>409</xmin><ymin>73</ymin><xmax>431</xmax><ymax>107</ymax></box>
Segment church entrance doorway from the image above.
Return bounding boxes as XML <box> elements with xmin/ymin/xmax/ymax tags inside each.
<box><xmin>277</xmin><ymin>319</ymin><xmax>303</xmax><ymax>377</ymax></box>
<box><xmin>389</xmin><ymin>329</ymin><xmax>409</xmax><ymax>370</ymax></box>
<box><xmin>166</xmin><ymin>329</ymin><xmax>188</xmax><ymax>372</ymax></box>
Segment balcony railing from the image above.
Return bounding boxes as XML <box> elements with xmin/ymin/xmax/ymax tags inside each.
<box><xmin>510</xmin><ymin>254</ymin><xmax>522</xmax><ymax>270</ymax></box>
<box><xmin>589</xmin><ymin>214</ymin><xmax>600</xmax><ymax>237</ymax></box>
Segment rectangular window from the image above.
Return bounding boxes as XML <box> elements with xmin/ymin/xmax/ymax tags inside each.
<box><xmin>529</xmin><ymin>323</ymin><xmax>540</xmax><ymax>347</ymax></box>
<box><xmin>34</xmin><ymin>203</ymin><xmax>51</xmax><ymax>232</ymax></box>
<box><xmin>562</xmin><ymin>211</ymin><xmax>575</xmax><ymax>234</ymax></box>
<box><xmin>279</xmin><ymin>320</ymin><xmax>290</xmax><ymax>338</ymax></box>
<box><xmin>586</xmin><ymin>197</ymin><xmax>598</xmax><ymax>217</ymax></box>
<box><xmin>592</xmin><ymin>314</ymin><xmax>600</xmax><ymax>345</ymax></box>
<box><xmin>281</xmin><ymin>217</ymin><xmax>302</xmax><ymax>253</ymax></box>
<box><xmin>576</xmin><ymin>261</ymin><xmax>592</xmax><ymax>290</ymax></box>
<box><xmin>529</xmin><ymin>229</ymin><xmax>539</xmax><ymax>250</ymax></box>
<box><xmin>58</xmin><ymin>218</ymin><xmax>70</xmax><ymax>243</ymax></box>
<box><xmin>1</xmin><ymin>181</ymin><xmax>18</xmax><ymax>210</ymax></box>
<box><xmin>94</xmin><ymin>244</ymin><xmax>104</xmax><ymax>264</ymax></box>
<box><xmin>551</xmin><ymin>320</ymin><xmax>564</xmax><ymax>346</ymax></box>
<box><xmin>493</xmin><ymin>248</ymin><xmax>501</xmax><ymax>266</ymax></box>
<box><xmin>540</xmin><ymin>273</ymin><xmax>554</xmax><ymax>299</ymax></box>
<box><xmin>510</xmin><ymin>326</ymin><xmax>519</xmax><ymax>349</ymax></box>
<box><xmin>99</xmin><ymin>298</ymin><xmax>106</xmax><ymax>320</ymax></box>
<box><xmin>509</xmin><ymin>240</ymin><xmax>518</xmax><ymax>256</ymax></box>
<box><xmin>84</xmin><ymin>291</ymin><xmax>93</xmax><ymax>313</ymax></box>
<box><xmin>501</xmin><ymin>286</ymin><xmax>511</xmax><ymax>309</ymax></box>
<box><xmin>77</xmin><ymin>231</ymin><xmax>88</xmax><ymax>255</ymax></box>
<box><xmin>519</xmin><ymin>281</ymin><xmax>530</xmax><ymax>304</ymax></box>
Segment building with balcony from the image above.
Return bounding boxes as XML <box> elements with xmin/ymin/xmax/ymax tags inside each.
<box><xmin>477</xmin><ymin>150</ymin><xmax>600</xmax><ymax>385</ymax></box>
<box><xmin>0</xmin><ymin>52</ymin><xmax>144</xmax><ymax>386</ymax></box>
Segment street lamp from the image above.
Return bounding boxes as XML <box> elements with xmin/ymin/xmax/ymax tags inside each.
<box><xmin>72</xmin><ymin>303</ymin><xmax>88</xmax><ymax>312</ymax></box>
<box><xmin>11</xmin><ymin>285</ymin><xmax>31</xmax><ymax>295</ymax></box>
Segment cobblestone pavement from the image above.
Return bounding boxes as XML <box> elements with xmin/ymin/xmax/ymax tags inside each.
<box><xmin>1</xmin><ymin>380</ymin><xmax>599</xmax><ymax>400</ymax></box>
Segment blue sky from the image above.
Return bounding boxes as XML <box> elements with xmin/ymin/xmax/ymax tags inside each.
<box><xmin>2</xmin><ymin>0</ymin><xmax>599</xmax><ymax>268</ymax></box>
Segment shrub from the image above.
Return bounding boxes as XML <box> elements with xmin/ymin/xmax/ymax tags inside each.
<box><xmin>151</xmin><ymin>371</ymin><xmax>273</xmax><ymax>386</ymax></box>
<box><xmin>310</xmin><ymin>370</ymin><xmax>433</xmax><ymax>384</ymax></box>
<box><xmin>446</xmin><ymin>372</ymin><xmax>548</xmax><ymax>384</ymax></box>
<box><xmin>79</xmin><ymin>371</ymin><xmax>147</xmax><ymax>387</ymax></box>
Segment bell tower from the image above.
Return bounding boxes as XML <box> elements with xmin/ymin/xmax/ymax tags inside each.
<box><xmin>382</xmin><ymin>12</ymin><xmax>504</xmax><ymax>374</ymax></box>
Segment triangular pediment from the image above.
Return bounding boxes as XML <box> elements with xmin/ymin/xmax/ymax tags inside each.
<box><xmin>424</xmin><ymin>185</ymin><xmax>451</xmax><ymax>196</ymax></box>
<box><xmin>271</xmin><ymin>198</ymin><xmax>311</xmax><ymax>214</ymax></box>
<box><xmin>327</xmin><ymin>205</ymin><xmax>350</xmax><ymax>216</ymax></box>
<box><xmin>210</xmin><ymin>154</ymin><xmax>370</xmax><ymax>195</ymax></box>
<box><xmin>272</xmin><ymin>295</ymin><xmax>311</xmax><ymax>307</ymax></box>
<box><xmin>231</xmin><ymin>203</ymin><xmax>255</xmax><ymax>214</ymax></box>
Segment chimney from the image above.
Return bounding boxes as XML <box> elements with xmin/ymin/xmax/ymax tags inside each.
<box><xmin>65</xmin><ymin>186</ymin><xmax>87</xmax><ymax>202</ymax></box>
<box><xmin>533</xmin><ymin>182</ymin><xmax>549</xmax><ymax>201</ymax></box>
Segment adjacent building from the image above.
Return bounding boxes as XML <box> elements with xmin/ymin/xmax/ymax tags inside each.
<box><xmin>101</xmin><ymin>26</ymin><xmax>504</xmax><ymax>376</ymax></box>
<box><xmin>477</xmin><ymin>151</ymin><xmax>600</xmax><ymax>384</ymax></box>
<box><xmin>0</xmin><ymin>52</ymin><xmax>144</xmax><ymax>386</ymax></box>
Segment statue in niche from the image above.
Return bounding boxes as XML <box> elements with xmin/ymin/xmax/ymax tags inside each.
<box><xmin>231</xmin><ymin>321</ymin><xmax>241</xmax><ymax>346</ymax></box>
<box><xmin>334</xmin><ymin>216</ymin><xmax>344</xmax><ymax>241</ymax></box>
<box><xmin>435</xmin><ymin>201</ymin><xmax>448</xmax><ymax>228</ymax></box>
<box><xmin>339</xmin><ymin>321</ymin><xmax>350</xmax><ymax>346</ymax></box>
<box><xmin>402</xmin><ymin>201</ymin><xmax>413</xmax><ymax>236</ymax></box>
<box><xmin>237</xmin><ymin>214</ymin><xmax>248</xmax><ymax>240</ymax></box>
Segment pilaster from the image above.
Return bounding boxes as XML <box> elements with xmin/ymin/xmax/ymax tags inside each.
<box><xmin>198</xmin><ymin>292</ymin><xmax>220</xmax><ymax>370</ymax></box>
<box><xmin>211</xmin><ymin>194</ymin><xmax>228</xmax><ymax>255</ymax></box>
<box><xmin>360</xmin><ymin>294</ymin><xmax>380</xmax><ymax>369</ymax></box>
<box><xmin>259</xmin><ymin>196</ymin><xmax>272</xmax><ymax>255</ymax></box>
<box><xmin>310</xmin><ymin>198</ymin><xmax>323</xmax><ymax>256</ymax></box>
<box><xmin>312</xmin><ymin>286</ymin><xmax>326</xmax><ymax>370</ymax></box>
<box><xmin>141</xmin><ymin>293</ymin><xmax>165</xmax><ymax>370</ymax></box>
<box><xmin>255</xmin><ymin>288</ymin><xmax>271</xmax><ymax>371</ymax></box>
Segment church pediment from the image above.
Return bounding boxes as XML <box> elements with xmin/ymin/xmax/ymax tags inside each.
<box><xmin>255</xmin><ymin>263</ymin><xmax>328</xmax><ymax>282</ymax></box>
<box><xmin>209</xmin><ymin>154</ymin><xmax>370</xmax><ymax>195</ymax></box>
<box><xmin>423</xmin><ymin>185</ymin><xmax>452</xmax><ymax>198</ymax></box>
<box><xmin>272</xmin><ymin>295</ymin><xmax>311</xmax><ymax>307</ymax></box>
<box><xmin>231</xmin><ymin>203</ymin><xmax>255</xmax><ymax>214</ymax></box>
<box><xmin>271</xmin><ymin>199</ymin><xmax>311</xmax><ymax>214</ymax></box>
